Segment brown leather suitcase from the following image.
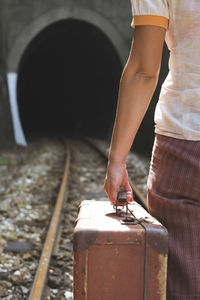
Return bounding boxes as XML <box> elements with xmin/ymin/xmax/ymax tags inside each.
<box><xmin>73</xmin><ymin>198</ymin><xmax>168</xmax><ymax>300</ymax></box>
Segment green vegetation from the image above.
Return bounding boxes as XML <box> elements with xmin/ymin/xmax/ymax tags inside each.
<box><xmin>0</xmin><ymin>157</ymin><xmax>15</xmax><ymax>175</ymax></box>
<box><xmin>0</xmin><ymin>156</ymin><xmax>12</xmax><ymax>165</ymax></box>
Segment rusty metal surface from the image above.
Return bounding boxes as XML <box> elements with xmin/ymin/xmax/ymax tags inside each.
<box><xmin>28</xmin><ymin>144</ymin><xmax>70</xmax><ymax>300</ymax></box>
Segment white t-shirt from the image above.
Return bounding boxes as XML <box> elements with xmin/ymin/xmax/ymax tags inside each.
<box><xmin>131</xmin><ymin>0</ymin><xmax>200</xmax><ymax>141</ymax></box>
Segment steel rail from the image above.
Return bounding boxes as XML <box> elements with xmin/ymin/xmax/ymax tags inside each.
<box><xmin>29</xmin><ymin>144</ymin><xmax>70</xmax><ymax>300</ymax></box>
<box><xmin>84</xmin><ymin>138</ymin><xmax>148</xmax><ymax>211</ymax></box>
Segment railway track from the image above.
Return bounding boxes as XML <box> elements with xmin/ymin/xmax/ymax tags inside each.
<box><xmin>27</xmin><ymin>139</ymin><xmax>148</xmax><ymax>299</ymax></box>
<box><xmin>28</xmin><ymin>143</ymin><xmax>70</xmax><ymax>299</ymax></box>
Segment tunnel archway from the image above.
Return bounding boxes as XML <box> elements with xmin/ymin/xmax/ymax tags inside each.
<box><xmin>17</xmin><ymin>19</ymin><xmax>122</xmax><ymax>138</ymax></box>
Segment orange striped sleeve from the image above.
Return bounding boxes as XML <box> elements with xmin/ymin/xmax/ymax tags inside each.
<box><xmin>131</xmin><ymin>15</ymin><xmax>169</xmax><ymax>30</ymax></box>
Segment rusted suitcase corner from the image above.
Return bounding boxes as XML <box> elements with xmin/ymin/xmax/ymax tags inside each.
<box><xmin>146</xmin><ymin>225</ymin><xmax>168</xmax><ymax>255</ymax></box>
<box><xmin>74</xmin><ymin>227</ymin><xmax>98</xmax><ymax>252</ymax></box>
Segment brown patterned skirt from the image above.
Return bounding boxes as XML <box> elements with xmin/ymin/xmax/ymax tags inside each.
<box><xmin>147</xmin><ymin>134</ymin><xmax>200</xmax><ymax>300</ymax></box>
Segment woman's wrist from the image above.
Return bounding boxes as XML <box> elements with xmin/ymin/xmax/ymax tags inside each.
<box><xmin>108</xmin><ymin>153</ymin><xmax>126</xmax><ymax>165</ymax></box>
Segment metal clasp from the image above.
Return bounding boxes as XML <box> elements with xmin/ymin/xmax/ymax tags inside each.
<box><xmin>120</xmin><ymin>217</ymin><xmax>138</xmax><ymax>225</ymax></box>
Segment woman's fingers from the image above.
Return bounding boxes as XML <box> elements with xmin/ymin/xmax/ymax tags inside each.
<box><xmin>126</xmin><ymin>190</ymin><xmax>133</xmax><ymax>203</ymax></box>
<box><xmin>104</xmin><ymin>162</ymin><xmax>124</xmax><ymax>205</ymax></box>
<box><xmin>106</xmin><ymin>189</ymin><xmax>117</xmax><ymax>206</ymax></box>
<box><xmin>104</xmin><ymin>179</ymin><xmax>120</xmax><ymax>206</ymax></box>
<box><xmin>121</xmin><ymin>169</ymin><xmax>134</xmax><ymax>203</ymax></box>
<box><xmin>104</xmin><ymin>162</ymin><xmax>133</xmax><ymax>205</ymax></box>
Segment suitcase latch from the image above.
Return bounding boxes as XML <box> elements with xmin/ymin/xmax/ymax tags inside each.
<box><xmin>120</xmin><ymin>216</ymin><xmax>153</xmax><ymax>225</ymax></box>
<box><xmin>120</xmin><ymin>217</ymin><xmax>138</xmax><ymax>225</ymax></box>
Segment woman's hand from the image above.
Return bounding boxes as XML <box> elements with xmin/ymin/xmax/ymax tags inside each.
<box><xmin>104</xmin><ymin>160</ymin><xmax>133</xmax><ymax>206</ymax></box>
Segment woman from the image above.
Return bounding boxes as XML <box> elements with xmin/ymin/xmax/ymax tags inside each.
<box><xmin>104</xmin><ymin>0</ymin><xmax>200</xmax><ymax>299</ymax></box>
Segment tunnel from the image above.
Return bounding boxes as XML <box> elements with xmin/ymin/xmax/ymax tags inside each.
<box><xmin>17</xmin><ymin>19</ymin><xmax>123</xmax><ymax>139</ymax></box>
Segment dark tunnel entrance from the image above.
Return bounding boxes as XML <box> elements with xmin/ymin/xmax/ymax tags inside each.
<box><xmin>17</xmin><ymin>19</ymin><xmax>122</xmax><ymax>139</ymax></box>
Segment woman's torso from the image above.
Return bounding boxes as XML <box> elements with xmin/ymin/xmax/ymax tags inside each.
<box><xmin>155</xmin><ymin>0</ymin><xmax>200</xmax><ymax>140</ymax></box>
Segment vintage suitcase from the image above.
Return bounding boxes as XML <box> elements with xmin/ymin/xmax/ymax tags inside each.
<box><xmin>73</xmin><ymin>196</ymin><xmax>168</xmax><ymax>300</ymax></box>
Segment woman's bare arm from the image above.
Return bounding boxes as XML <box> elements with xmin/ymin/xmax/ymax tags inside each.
<box><xmin>104</xmin><ymin>25</ymin><xmax>166</xmax><ymax>205</ymax></box>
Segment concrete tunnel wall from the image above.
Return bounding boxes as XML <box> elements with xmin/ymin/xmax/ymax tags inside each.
<box><xmin>0</xmin><ymin>1</ymin><xmax>132</xmax><ymax>147</ymax></box>
<box><xmin>7</xmin><ymin>5</ymin><xmax>130</xmax><ymax>72</ymax></box>
<box><xmin>0</xmin><ymin>0</ymin><xmax>169</xmax><ymax>154</ymax></box>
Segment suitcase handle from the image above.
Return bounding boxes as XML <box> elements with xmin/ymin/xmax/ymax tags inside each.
<box><xmin>115</xmin><ymin>191</ymin><xmax>130</xmax><ymax>220</ymax></box>
<box><xmin>116</xmin><ymin>191</ymin><xmax>138</xmax><ymax>225</ymax></box>
<box><xmin>117</xmin><ymin>190</ymin><xmax>127</xmax><ymax>204</ymax></box>
<box><xmin>115</xmin><ymin>191</ymin><xmax>153</xmax><ymax>225</ymax></box>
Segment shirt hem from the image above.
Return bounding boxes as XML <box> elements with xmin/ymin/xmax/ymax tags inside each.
<box><xmin>155</xmin><ymin>128</ymin><xmax>200</xmax><ymax>141</ymax></box>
